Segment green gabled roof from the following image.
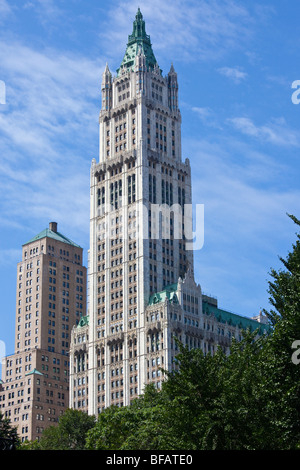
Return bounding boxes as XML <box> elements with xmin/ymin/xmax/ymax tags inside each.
<box><xmin>202</xmin><ymin>301</ymin><xmax>270</xmax><ymax>335</ymax></box>
<box><xmin>23</xmin><ymin>227</ymin><xmax>81</xmax><ymax>248</ymax></box>
<box><xmin>148</xmin><ymin>283</ymin><xmax>178</xmax><ymax>305</ymax></box>
<box><xmin>117</xmin><ymin>8</ymin><xmax>159</xmax><ymax>76</ymax></box>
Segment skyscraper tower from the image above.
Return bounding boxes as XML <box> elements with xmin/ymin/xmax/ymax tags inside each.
<box><xmin>0</xmin><ymin>222</ymin><xmax>87</xmax><ymax>442</ymax></box>
<box><xmin>69</xmin><ymin>10</ymin><xmax>268</xmax><ymax>415</ymax></box>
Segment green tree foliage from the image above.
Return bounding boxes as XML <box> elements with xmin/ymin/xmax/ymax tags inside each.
<box><xmin>161</xmin><ymin>335</ymin><xmax>267</xmax><ymax>450</ymax></box>
<box><xmin>0</xmin><ymin>411</ymin><xmax>20</xmax><ymax>450</ymax></box>
<box><xmin>20</xmin><ymin>408</ymin><xmax>96</xmax><ymax>450</ymax></box>
<box><xmin>263</xmin><ymin>213</ymin><xmax>300</xmax><ymax>446</ymax></box>
<box><xmin>19</xmin><ymin>214</ymin><xmax>300</xmax><ymax>451</ymax></box>
<box><xmin>160</xmin><ymin>214</ymin><xmax>300</xmax><ymax>449</ymax></box>
<box><xmin>86</xmin><ymin>384</ymin><xmax>176</xmax><ymax>450</ymax></box>
<box><xmin>86</xmin><ymin>335</ymin><xmax>275</xmax><ymax>450</ymax></box>
<box><xmin>85</xmin><ymin>214</ymin><xmax>300</xmax><ymax>450</ymax></box>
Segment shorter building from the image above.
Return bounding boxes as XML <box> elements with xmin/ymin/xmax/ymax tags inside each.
<box><xmin>0</xmin><ymin>222</ymin><xmax>87</xmax><ymax>442</ymax></box>
<box><xmin>69</xmin><ymin>267</ymin><xmax>269</xmax><ymax>413</ymax></box>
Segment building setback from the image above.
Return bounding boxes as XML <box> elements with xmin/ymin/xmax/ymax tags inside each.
<box><xmin>69</xmin><ymin>10</ymin><xmax>269</xmax><ymax>415</ymax></box>
<box><xmin>0</xmin><ymin>222</ymin><xmax>87</xmax><ymax>442</ymax></box>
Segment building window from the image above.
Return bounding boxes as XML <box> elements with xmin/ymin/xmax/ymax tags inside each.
<box><xmin>127</xmin><ymin>174</ymin><xmax>136</xmax><ymax>204</ymax></box>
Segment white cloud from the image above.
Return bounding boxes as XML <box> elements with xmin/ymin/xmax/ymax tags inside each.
<box><xmin>100</xmin><ymin>0</ymin><xmax>256</xmax><ymax>65</ymax></box>
<box><xmin>191</xmin><ymin>106</ymin><xmax>223</xmax><ymax>129</ymax></box>
<box><xmin>22</xmin><ymin>0</ymin><xmax>63</xmax><ymax>23</ymax></box>
<box><xmin>228</xmin><ymin>116</ymin><xmax>300</xmax><ymax>146</ymax></box>
<box><xmin>192</xmin><ymin>107</ymin><xmax>212</xmax><ymax>119</ymax></box>
<box><xmin>0</xmin><ymin>0</ymin><xmax>11</xmax><ymax>16</ymax></box>
<box><xmin>184</xmin><ymin>134</ymin><xmax>300</xmax><ymax>313</ymax></box>
<box><xmin>0</xmin><ymin>248</ymin><xmax>20</xmax><ymax>266</ymax></box>
<box><xmin>0</xmin><ymin>39</ymin><xmax>105</xmax><ymax>242</ymax></box>
<box><xmin>228</xmin><ymin>117</ymin><xmax>260</xmax><ymax>136</ymax></box>
<box><xmin>184</xmin><ymin>133</ymin><xmax>299</xmax><ymax>241</ymax></box>
<box><xmin>217</xmin><ymin>66</ymin><xmax>248</xmax><ymax>83</ymax></box>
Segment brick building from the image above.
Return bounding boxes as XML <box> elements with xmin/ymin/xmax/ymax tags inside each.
<box><xmin>0</xmin><ymin>222</ymin><xmax>86</xmax><ymax>442</ymax></box>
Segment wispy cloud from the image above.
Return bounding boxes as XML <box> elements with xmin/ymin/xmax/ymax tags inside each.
<box><xmin>0</xmin><ymin>0</ymin><xmax>263</xmax><ymax>246</ymax></box>
<box><xmin>22</xmin><ymin>0</ymin><xmax>64</xmax><ymax>24</ymax></box>
<box><xmin>192</xmin><ymin>107</ymin><xmax>212</xmax><ymax>119</ymax></box>
<box><xmin>217</xmin><ymin>66</ymin><xmax>248</xmax><ymax>83</ymax></box>
<box><xmin>0</xmin><ymin>39</ymin><xmax>105</xmax><ymax>244</ymax></box>
<box><xmin>228</xmin><ymin>116</ymin><xmax>300</xmax><ymax>146</ymax></box>
<box><xmin>100</xmin><ymin>0</ymin><xmax>257</xmax><ymax>66</ymax></box>
<box><xmin>186</xmin><ymin>134</ymin><xmax>299</xmax><ymax>312</ymax></box>
<box><xmin>191</xmin><ymin>106</ymin><xmax>223</xmax><ymax>129</ymax></box>
<box><xmin>0</xmin><ymin>40</ymin><xmax>102</xmax><ymax>162</ymax></box>
<box><xmin>0</xmin><ymin>248</ymin><xmax>20</xmax><ymax>266</ymax></box>
<box><xmin>0</xmin><ymin>0</ymin><xmax>11</xmax><ymax>16</ymax></box>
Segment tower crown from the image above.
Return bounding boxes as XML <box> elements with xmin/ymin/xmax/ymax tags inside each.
<box><xmin>117</xmin><ymin>8</ymin><xmax>159</xmax><ymax>76</ymax></box>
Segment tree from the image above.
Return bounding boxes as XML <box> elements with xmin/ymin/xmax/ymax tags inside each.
<box><xmin>262</xmin><ymin>213</ymin><xmax>300</xmax><ymax>447</ymax></box>
<box><xmin>85</xmin><ymin>385</ymin><xmax>175</xmax><ymax>450</ymax></box>
<box><xmin>31</xmin><ymin>214</ymin><xmax>300</xmax><ymax>450</ymax></box>
<box><xmin>159</xmin><ymin>215</ymin><xmax>300</xmax><ymax>450</ymax></box>
<box><xmin>266</xmin><ymin>214</ymin><xmax>300</xmax><ymax>354</ymax></box>
<box><xmin>0</xmin><ymin>411</ymin><xmax>20</xmax><ymax>450</ymax></box>
<box><xmin>24</xmin><ymin>408</ymin><xmax>96</xmax><ymax>450</ymax></box>
<box><xmin>161</xmin><ymin>333</ymin><xmax>273</xmax><ymax>450</ymax></box>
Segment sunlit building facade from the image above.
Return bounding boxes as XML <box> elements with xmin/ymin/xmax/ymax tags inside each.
<box><xmin>0</xmin><ymin>222</ymin><xmax>86</xmax><ymax>441</ymax></box>
<box><xmin>69</xmin><ymin>10</ymin><xmax>268</xmax><ymax>415</ymax></box>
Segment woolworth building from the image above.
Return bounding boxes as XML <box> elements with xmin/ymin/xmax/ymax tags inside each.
<box><xmin>69</xmin><ymin>9</ymin><xmax>268</xmax><ymax>414</ymax></box>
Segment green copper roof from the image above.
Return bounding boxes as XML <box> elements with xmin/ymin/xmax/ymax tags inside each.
<box><xmin>148</xmin><ymin>283</ymin><xmax>179</xmax><ymax>305</ymax></box>
<box><xmin>23</xmin><ymin>227</ymin><xmax>81</xmax><ymax>248</ymax></box>
<box><xmin>25</xmin><ymin>368</ymin><xmax>43</xmax><ymax>377</ymax></box>
<box><xmin>77</xmin><ymin>315</ymin><xmax>89</xmax><ymax>328</ymax></box>
<box><xmin>202</xmin><ymin>301</ymin><xmax>270</xmax><ymax>335</ymax></box>
<box><xmin>148</xmin><ymin>284</ymin><xmax>269</xmax><ymax>335</ymax></box>
<box><xmin>117</xmin><ymin>8</ymin><xmax>159</xmax><ymax>76</ymax></box>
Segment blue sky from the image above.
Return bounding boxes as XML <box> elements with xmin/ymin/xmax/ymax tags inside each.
<box><xmin>0</xmin><ymin>0</ymin><xmax>299</xmax><ymax>358</ymax></box>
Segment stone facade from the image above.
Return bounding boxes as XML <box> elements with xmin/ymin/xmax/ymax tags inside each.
<box><xmin>0</xmin><ymin>222</ymin><xmax>86</xmax><ymax>442</ymax></box>
<box><xmin>69</xmin><ymin>10</ymin><xmax>269</xmax><ymax>415</ymax></box>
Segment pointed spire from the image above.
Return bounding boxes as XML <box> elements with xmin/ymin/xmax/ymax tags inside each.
<box><xmin>169</xmin><ymin>62</ymin><xmax>176</xmax><ymax>74</ymax></box>
<box><xmin>104</xmin><ymin>62</ymin><xmax>111</xmax><ymax>74</ymax></box>
<box><xmin>132</xmin><ymin>7</ymin><xmax>146</xmax><ymax>39</ymax></box>
<box><xmin>117</xmin><ymin>9</ymin><xmax>160</xmax><ymax>76</ymax></box>
<box><xmin>168</xmin><ymin>61</ymin><xmax>178</xmax><ymax>112</ymax></box>
<box><xmin>101</xmin><ymin>62</ymin><xmax>112</xmax><ymax>111</ymax></box>
<box><xmin>136</xmin><ymin>7</ymin><xmax>143</xmax><ymax>21</ymax></box>
<box><xmin>102</xmin><ymin>63</ymin><xmax>112</xmax><ymax>81</ymax></box>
